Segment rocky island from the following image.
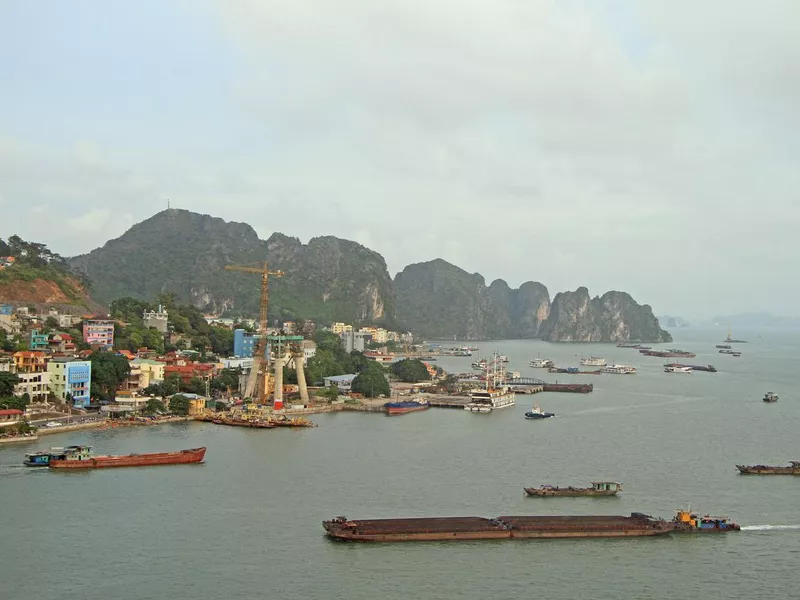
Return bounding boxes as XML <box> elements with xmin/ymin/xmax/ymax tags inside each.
<box><xmin>65</xmin><ymin>210</ymin><xmax>670</xmax><ymax>343</ymax></box>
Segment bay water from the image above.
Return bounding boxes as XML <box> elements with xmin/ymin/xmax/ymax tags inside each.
<box><xmin>2</xmin><ymin>327</ymin><xmax>798</xmax><ymax>599</ymax></box>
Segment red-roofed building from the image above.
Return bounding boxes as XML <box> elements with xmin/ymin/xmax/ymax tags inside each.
<box><xmin>13</xmin><ymin>351</ymin><xmax>47</xmax><ymax>373</ymax></box>
<box><xmin>164</xmin><ymin>363</ymin><xmax>216</xmax><ymax>384</ymax></box>
<box><xmin>0</xmin><ymin>408</ymin><xmax>24</xmax><ymax>425</ymax></box>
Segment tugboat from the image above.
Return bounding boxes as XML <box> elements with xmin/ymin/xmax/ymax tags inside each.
<box><xmin>525</xmin><ymin>481</ymin><xmax>622</xmax><ymax>497</ymax></box>
<box><xmin>524</xmin><ymin>405</ymin><xmax>554</xmax><ymax>420</ymax></box>
<box><xmin>763</xmin><ymin>392</ymin><xmax>778</xmax><ymax>403</ymax></box>
<box><xmin>670</xmin><ymin>508</ymin><xmax>740</xmax><ymax>532</ymax></box>
<box><xmin>23</xmin><ymin>447</ymin><xmax>67</xmax><ymax>467</ymax></box>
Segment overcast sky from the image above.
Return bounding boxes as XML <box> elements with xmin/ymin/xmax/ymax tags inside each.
<box><xmin>1</xmin><ymin>1</ymin><xmax>798</xmax><ymax>319</ymax></box>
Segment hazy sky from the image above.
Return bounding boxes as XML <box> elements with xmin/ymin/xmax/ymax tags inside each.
<box><xmin>1</xmin><ymin>1</ymin><xmax>798</xmax><ymax>319</ymax></box>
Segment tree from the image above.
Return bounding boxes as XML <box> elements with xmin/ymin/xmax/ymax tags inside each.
<box><xmin>169</xmin><ymin>394</ymin><xmax>190</xmax><ymax>415</ymax></box>
<box><xmin>319</xmin><ymin>383</ymin><xmax>340</xmax><ymax>402</ymax></box>
<box><xmin>144</xmin><ymin>398</ymin><xmax>166</xmax><ymax>414</ymax></box>
<box><xmin>0</xmin><ymin>372</ymin><xmax>20</xmax><ymax>396</ymax></box>
<box><xmin>214</xmin><ymin>401</ymin><xmax>227</xmax><ymax>412</ymax></box>
<box><xmin>0</xmin><ymin>394</ymin><xmax>29</xmax><ymax>411</ymax></box>
<box><xmin>351</xmin><ymin>363</ymin><xmax>390</xmax><ymax>398</ymax></box>
<box><xmin>88</xmin><ymin>352</ymin><xmax>131</xmax><ymax>400</ymax></box>
<box><xmin>184</xmin><ymin>376</ymin><xmax>206</xmax><ymax>395</ymax></box>
<box><xmin>390</xmin><ymin>359</ymin><xmax>431</xmax><ymax>383</ymax></box>
<box><xmin>44</xmin><ymin>316</ymin><xmax>59</xmax><ymax>330</ymax></box>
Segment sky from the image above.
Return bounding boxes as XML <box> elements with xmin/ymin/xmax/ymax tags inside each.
<box><xmin>1</xmin><ymin>0</ymin><xmax>798</xmax><ymax>320</ymax></box>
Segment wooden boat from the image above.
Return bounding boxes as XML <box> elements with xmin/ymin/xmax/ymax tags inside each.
<box><xmin>48</xmin><ymin>446</ymin><xmax>206</xmax><ymax>469</ymax></box>
<box><xmin>763</xmin><ymin>392</ymin><xmax>778</xmax><ymax>403</ymax></box>
<box><xmin>525</xmin><ymin>481</ymin><xmax>622</xmax><ymax>497</ymax></box>
<box><xmin>736</xmin><ymin>461</ymin><xmax>800</xmax><ymax>475</ymax></box>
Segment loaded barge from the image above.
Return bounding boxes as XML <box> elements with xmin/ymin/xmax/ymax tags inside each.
<box><xmin>42</xmin><ymin>445</ymin><xmax>206</xmax><ymax>469</ymax></box>
<box><xmin>323</xmin><ymin>509</ymin><xmax>739</xmax><ymax>541</ymax></box>
<box><xmin>525</xmin><ymin>481</ymin><xmax>622</xmax><ymax>497</ymax></box>
<box><xmin>736</xmin><ymin>461</ymin><xmax>800</xmax><ymax>475</ymax></box>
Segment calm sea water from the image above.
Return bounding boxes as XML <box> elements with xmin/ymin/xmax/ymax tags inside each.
<box><xmin>2</xmin><ymin>327</ymin><xmax>799</xmax><ymax>600</ymax></box>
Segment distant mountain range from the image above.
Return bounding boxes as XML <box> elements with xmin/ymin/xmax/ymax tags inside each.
<box><xmin>711</xmin><ymin>312</ymin><xmax>800</xmax><ymax>328</ymax></box>
<box><xmin>657</xmin><ymin>315</ymin><xmax>690</xmax><ymax>329</ymax></box>
<box><xmin>65</xmin><ymin>209</ymin><xmax>672</xmax><ymax>342</ymax></box>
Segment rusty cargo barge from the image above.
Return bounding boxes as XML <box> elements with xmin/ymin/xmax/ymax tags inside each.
<box><xmin>323</xmin><ymin>509</ymin><xmax>739</xmax><ymax>542</ymax></box>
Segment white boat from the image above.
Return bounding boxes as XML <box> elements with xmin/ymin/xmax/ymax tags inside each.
<box><xmin>664</xmin><ymin>365</ymin><xmax>692</xmax><ymax>374</ymax></box>
<box><xmin>529</xmin><ymin>358</ymin><xmax>554</xmax><ymax>368</ymax></box>
<box><xmin>602</xmin><ymin>364</ymin><xmax>637</xmax><ymax>374</ymax></box>
<box><xmin>580</xmin><ymin>357</ymin><xmax>606</xmax><ymax>367</ymax></box>
<box><xmin>465</xmin><ymin>352</ymin><xmax>516</xmax><ymax>413</ymax></box>
<box><xmin>499</xmin><ymin>355</ymin><xmax>509</xmax><ymax>363</ymax></box>
<box><xmin>506</xmin><ymin>370</ymin><xmax>521</xmax><ymax>379</ymax></box>
<box><xmin>471</xmin><ymin>358</ymin><xmax>488</xmax><ymax>370</ymax></box>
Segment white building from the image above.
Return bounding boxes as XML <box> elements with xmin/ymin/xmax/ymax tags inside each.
<box><xmin>14</xmin><ymin>372</ymin><xmax>51</xmax><ymax>403</ymax></box>
<box><xmin>323</xmin><ymin>374</ymin><xmax>357</xmax><ymax>392</ymax></box>
<box><xmin>143</xmin><ymin>304</ymin><xmax>169</xmax><ymax>333</ymax></box>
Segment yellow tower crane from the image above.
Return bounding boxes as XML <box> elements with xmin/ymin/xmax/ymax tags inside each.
<box><xmin>224</xmin><ymin>262</ymin><xmax>284</xmax><ymax>402</ymax></box>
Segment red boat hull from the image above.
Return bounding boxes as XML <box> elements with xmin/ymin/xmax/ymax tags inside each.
<box><xmin>49</xmin><ymin>447</ymin><xmax>206</xmax><ymax>469</ymax></box>
<box><xmin>386</xmin><ymin>405</ymin><xmax>429</xmax><ymax>415</ymax></box>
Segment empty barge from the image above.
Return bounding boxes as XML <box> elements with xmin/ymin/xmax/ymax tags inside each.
<box><xmin>323</xmin><ymin>509</ymin><xmax>739</xmax><ymax>542</ymax></box>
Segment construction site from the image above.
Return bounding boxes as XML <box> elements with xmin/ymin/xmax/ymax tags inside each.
<box><xmin>195</xmin><ymin>262</ymin><xmax>316</xmax><ymax>428</ymax></box>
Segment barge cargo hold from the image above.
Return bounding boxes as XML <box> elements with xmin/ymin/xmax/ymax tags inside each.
<box><xmin>47</xmin><ymin>446</ymin><xmax>207</xmax><ymax>469</ymax></box>
<box><xmin>323</xmin><ymin>510</ymin><xmax>739</xmax><ymax>542</ymax></box>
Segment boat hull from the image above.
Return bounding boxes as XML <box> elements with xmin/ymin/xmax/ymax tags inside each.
<box><xmin>524</xmin><ymin>413</ymin><xmax>554</xmax><ymax>420</ymax></box>
<box><xmin>524</xmin><ymin>488</ymin><xmax>617</xmax><ymax>497</ymax></box>
<box><xmin>736</xmin><ymin>465</ymin><xmax>800</xmax><ymax>475</ymax></box>
<box><xmin>384</xmin><ymin>402</ymin><xmax>430</xmax><ymax>415</ymax></box>
<box><xmin>323</xmin><ymin>514</ymin><xmax>674</xmax><ymax>542</ymax></box>
<box><xmin>49</xmin><ymin>447</ymin><xmax>207</xmax><ymax>469</ymax></box>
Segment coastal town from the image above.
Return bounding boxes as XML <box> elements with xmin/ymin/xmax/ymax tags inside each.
<box><xmin>1</xmin><ymin>298</ymin><xmax>452</xmax><ymax>440</ymax></box>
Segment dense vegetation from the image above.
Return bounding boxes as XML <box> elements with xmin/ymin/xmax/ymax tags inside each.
<box><xmin>389</xmin><ymin>359</ymin><xmax>431</xmax><ymax>383</ymax></box>
<box><xmin>88</xmin><ymin>351</ymin><xmax>131</xmax><ymax>401</ymax></box>
<box><xmin>68</xmin><ymin>209</ymin><xmax>396</xmax><ymax>326</ymax></box>
<box><xmin>351</xmin><ymin>362</ymin><xmax>390</xmax><ymax>398</ymax></box>
<box><xmin>110</xmin><ymin>294</ymin><xmax>235</xmax><ymax>356</ymax></box>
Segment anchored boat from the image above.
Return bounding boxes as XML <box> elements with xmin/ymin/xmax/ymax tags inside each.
<box><xmin>384</xmin><ymin>398</ymin><xmax>430</xmax><ymax>415</ymax></box>
<box><xmin>763</xmin><ymin>392</ymin><xmax>778</xmax><ymax>403</ymax></box>
<box><xmin>579</xmin><ymin>357</ymin><xmax>606</xmax><ymax>367</ymax></box>
<box><xmin>525</xmin><ymin>481</ymin><xmax>622</xmax><ymax>497</ymax></box>
<box><xmin>465</xmin><ymin>352</ymin><xmax>515</xmax><ymax>413</ymax></box>
<box><xmin>736</xmin><ymin>461</ymin><xmax>800</xmax><ymax>475</ymax></box>
<box><xmin>529</xmin><ymin>358</ymin><xmax>555</xmax><ymax>368</ymax></box>
<box><xmin>46</xmin><ymin>446</ymin><xmax>207</xmax><ymax>469</ymax></box>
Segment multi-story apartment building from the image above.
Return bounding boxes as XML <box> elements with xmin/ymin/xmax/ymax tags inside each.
<box><xmin>47</xmin><ymin>358</ymin><xmax>92</xmax><ymax>408</ymax></box>
<box><xmin>83</xmin><ymin>317</ymin><xmax>115</xmax><ymax>350</ymax></box>
<box><xmin>14</xmin><ymin>371</ymin><xmax>50</xmax><ymax>402</ymax></box>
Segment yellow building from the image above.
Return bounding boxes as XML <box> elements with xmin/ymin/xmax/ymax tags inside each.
<box><xmin>130</xmin><ymin>359</ymin><xmax>165</xmax><ymax>388</ymax></box>
<box><xmin>331</xmin><ymin>322</ymin><xmax>353</xmax><ymax>335</ymax></box>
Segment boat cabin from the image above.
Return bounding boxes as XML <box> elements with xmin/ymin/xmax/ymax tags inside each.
<box><xmin>591</xmin><ymin>481</ymin><xmax>623</xmax><ymax>493</ymax></box>
<box><xmin>674</xmin><ymin>509</ymin><xmax>735</xmax><ymax>530</ymax></box>
<box><xmin>59</xmin><ymin>445</ymin><xmax>94</xmax><ymax>462</ymax></box>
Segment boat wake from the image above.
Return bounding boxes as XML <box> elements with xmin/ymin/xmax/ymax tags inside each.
<box><xmin>741</xmin><ymin>524</ymin><xmax>800</xmax><ymax>532</ymax></box>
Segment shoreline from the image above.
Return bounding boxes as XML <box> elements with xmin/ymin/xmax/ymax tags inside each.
<box><xmin>35</xmin><ymin>416</ymin><xmax>192</xmax><ymax>437</ymax></box>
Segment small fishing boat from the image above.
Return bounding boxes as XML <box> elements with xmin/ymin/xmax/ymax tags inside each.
<box><xmin>524</xmin><ymin>405</ymin><xmax>554</xmax><ymax>419</ymax></box>
<box><xmin>763</xmin><ymin>392</ymin><xmax>778</xmax><ymax>403</ymax></box>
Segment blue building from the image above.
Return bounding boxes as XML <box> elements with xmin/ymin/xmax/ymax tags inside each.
<box><xmin>233</xmin><ymin>329</ymin><xmax>272</xmax><ymax>358</ymax></box>
<box><xmin>47</xmin><ymin>358</ymin><xmax>92</xmax><ymax>408</ymax></box>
